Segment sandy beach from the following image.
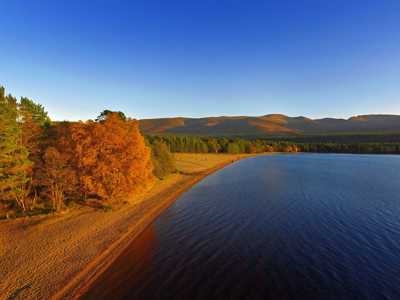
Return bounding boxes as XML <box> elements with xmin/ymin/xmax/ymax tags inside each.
<box><xmin>0</xmin><ymin>153</ymin><xmax>253</xmax><ymax>300</ymax></box>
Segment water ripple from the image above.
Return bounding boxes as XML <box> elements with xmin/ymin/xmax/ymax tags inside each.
<box><xmin>83</xmin><ymin>154</ymin><xmax>400</xmax><ymax>300</ymax></box>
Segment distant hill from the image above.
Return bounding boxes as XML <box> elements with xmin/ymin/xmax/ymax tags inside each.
<box><xmin>139</xmin><ymin>114</ymin><xmax>400</xmax><ymax>137</ymax></box>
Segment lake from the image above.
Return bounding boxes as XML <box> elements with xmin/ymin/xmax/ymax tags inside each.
<box><xmin>83</xmin><ymin>154</ymin><xmax>400</xmax><ymax>300</ymax></box>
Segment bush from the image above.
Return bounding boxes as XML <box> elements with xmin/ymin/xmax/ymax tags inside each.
<box><xmin>151</xmin><ymin>140</ymin><xmax>176</xmax><ymax>179</ymax></box>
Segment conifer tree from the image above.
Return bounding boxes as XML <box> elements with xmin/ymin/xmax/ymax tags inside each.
<box><xmin>19</xmin><ymin>98</ymin><xmax>50</xmax><ymax>175</ymax></box>
<box><xmin>151</xmin><ymin>140</ymin><xmax>175</xmax><ymax>179</ymax></box>
<box><xmin>0</xmin><ymin>87</ymin><xmax>32</xmax><ymax>211</ymax></box>
<box><xmin>19</xmin><ymin>97</ymin><xmax>50</xmax><ymax>127</ymax></box>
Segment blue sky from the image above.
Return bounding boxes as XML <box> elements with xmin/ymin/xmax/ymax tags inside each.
<box><xmin>1</xmin><ymin>0</ymin><xmax>400</xmax><ymax>120</ymax></box>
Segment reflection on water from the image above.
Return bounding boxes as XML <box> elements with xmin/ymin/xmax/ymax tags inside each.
<box><xmin>83</xmin><ymin>154</ymin><xmax>400</xmax><ymax>300</ymax></box>
<box><xmin>83</xmin><ymin>226</ymin><xmax>157</xmax><ymax>299</ymax></box>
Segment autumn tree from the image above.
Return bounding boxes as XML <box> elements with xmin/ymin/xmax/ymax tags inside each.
<box><xmin>86</xmin><ymin>112</ymin><xmax>154</xmax><ymax>201</ymax></box>
<box><xmin>52</xmin><ymin>112</ymin><xmax>155</xmax><ymax>203</ymax></box>
<box><xmin>34</xmin><ymin>123</ymin><xmax>78</xmax><ymax>210</ymax></box>
<box><xmin>40</xmin><ymin>147</ymin><xmax>76</xmax><ymax>210</ymax></box>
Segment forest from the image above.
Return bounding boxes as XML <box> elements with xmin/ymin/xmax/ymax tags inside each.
<box><xmin>0</xmin><ymin>86</ymin><xmax>175</xmax><ymax>218</ymax></box>
<box><xmin>1</xmin><ymin>84</ymin><xmax>400</xmax><ymax>218</ymax></box>
<box><xmin>147</xmin><ymin>135</ymin><xmax>400</xmax><ymax>155</ymax></box>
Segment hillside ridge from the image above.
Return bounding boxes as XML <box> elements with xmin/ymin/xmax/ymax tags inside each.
<box><xmin>139</xmin><ymin>114</ymin><xmax>400</xmax><ymax>136</ymax></box>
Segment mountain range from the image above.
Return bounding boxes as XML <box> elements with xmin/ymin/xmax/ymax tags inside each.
<box><xmin>139</xmin><ymin>114</ymin><xmax>400</xmax><ymax>137</ymax></box>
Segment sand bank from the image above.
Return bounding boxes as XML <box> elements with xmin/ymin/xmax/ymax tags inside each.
<box><xmin>0</xmin><ymin>154</ymin><xmax>254</xmax><ymax>300</ymax></box>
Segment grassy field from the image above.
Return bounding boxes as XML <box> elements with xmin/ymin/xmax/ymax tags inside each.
<box><xmin>174</xmin><ymin>153</ymin><xmax>252</xmax><ymax>174</ymax></box>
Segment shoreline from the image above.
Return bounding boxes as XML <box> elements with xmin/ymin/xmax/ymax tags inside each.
<box><xmin>54</xmin><ymin>155</ymin><xmax>249</xmax><ymax>300</ymax></box>
<box><xmin>0</xmin><ymin>153</ymin><xmax>257</xmax><ymax>300</ymax></box>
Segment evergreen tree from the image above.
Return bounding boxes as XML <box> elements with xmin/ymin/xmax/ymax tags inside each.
<box><xmin>19</xmin><ymin>97</ymin><xmax>51</xmax><ymax>127</ymax></box>
<box><xmin>0</xmin><ymin>88</ymin><xmax>32</xmax><ymax>211</ymax></box>
<box><xmin>96</xmin><ymin>109</ymin><xmax>126</xmax><ymax>122</ymax></box>
<box><xmin>227</xmin><ymin>143</ymin><xmax>240</xmax><ymax>154</ymax></box>
<box><xmin>151</xmin><ymin>140</ymin><xmax>176</xmax><ymax>179</ymax></box>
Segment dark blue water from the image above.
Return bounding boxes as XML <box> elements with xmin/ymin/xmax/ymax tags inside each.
<box><xmin>83</xmin><ymin>154</ymin><xmax>400</xmax><ymax>300</ymax></box>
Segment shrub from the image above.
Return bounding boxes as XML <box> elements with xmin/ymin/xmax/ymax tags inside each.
<box><xmin>151</xmin><ymin>140</ymin><xmax>176</xmax><ymax>179</ymax></box>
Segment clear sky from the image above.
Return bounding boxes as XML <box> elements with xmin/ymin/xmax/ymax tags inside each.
<box><xmin>1</xmin><ymin>0</ymin><xmax>400</xmax><ymax>121</ymax></box>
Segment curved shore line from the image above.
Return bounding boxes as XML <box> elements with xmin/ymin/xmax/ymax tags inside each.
<box><xmin>52</xmin><ymin>155</ymin><xmax>253</xmax><ymax>300</ymax></box>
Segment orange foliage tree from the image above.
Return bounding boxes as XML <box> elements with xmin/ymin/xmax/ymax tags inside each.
<box><xmin>40</xmin><ymin>146</ymin><xmax>77</xmax><ymax>210</ymax></box>
<box><xmin>38</xmin><ymin>112</ymin><xmax>154</xmax><ymax>206</ymax></box>
<box><xmin>35</xmin><ymin>123</ymin><xmax>78</xmax><ymax>210</ymax></box>
<box><xmin>76</xmin><ymin>113</ymin><xmax>154</xmax><ymax>201</ymax></box>
<box><xmin>2</xmin><ymin>83</ymin><xmax>155</xmax><ymax>214</ymax></box>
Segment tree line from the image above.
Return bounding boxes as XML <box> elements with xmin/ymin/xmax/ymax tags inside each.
<box><xmin>2</xmin><ymin>84</ymin><xmax>400</xmax><ymax>218</ymax></box>
<box><xmin>147</xmin><ymin>135</ymin><xmax>300</xmax><ymax>154</ymax></box>
<box><xmin>147</xmin><ymin>135</ymin><xmax>400</xmax><ymax>155</ymax></box>
<box><xmin>0</xmin><ymin>86</ymin><xmax>174</xmax><ymax>218</ymax></box>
